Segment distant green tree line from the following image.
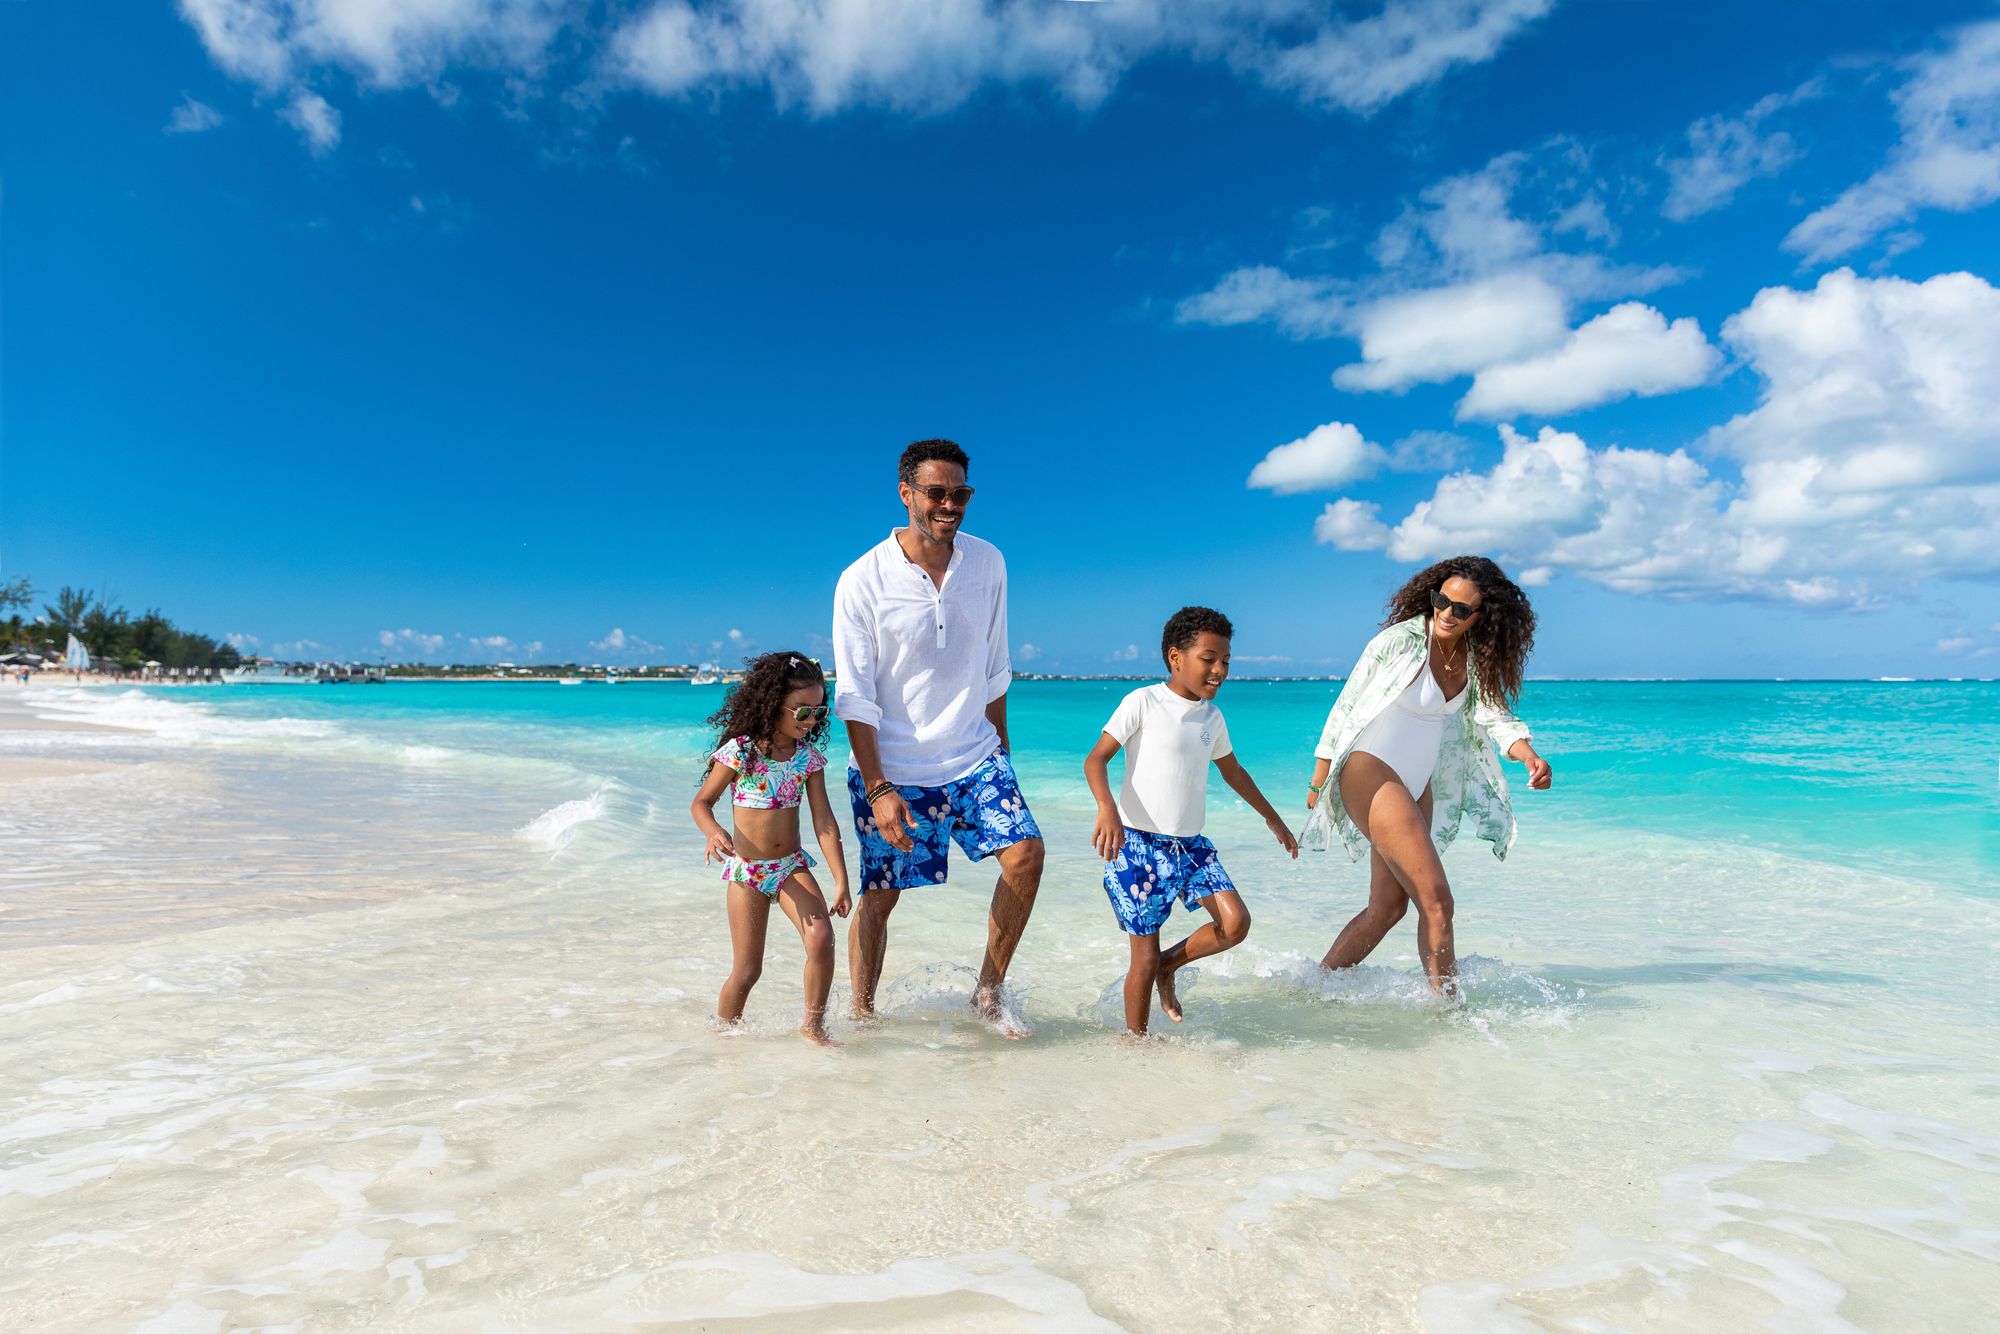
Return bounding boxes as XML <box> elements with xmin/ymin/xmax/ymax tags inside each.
<box><xmin>0</xmin><ymin>578</ymin><xmax>242</xmax><ymax>671</ymax></box>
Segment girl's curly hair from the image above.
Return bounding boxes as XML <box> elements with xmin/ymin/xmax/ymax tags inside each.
<box><xmin>702</xmin><ymin>650</ymin><xmax>829</xmax><ymax>777</ymax></box>
<box><xmin>1385</xmin><ymin>556</ymin><xmax>1536</xmax><ymax>709</ymax></box>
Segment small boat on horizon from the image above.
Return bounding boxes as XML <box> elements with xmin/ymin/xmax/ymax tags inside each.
<box><xmin>690</xmin><ymin>662</ymin><xmax>722</xmax><ymax>686</ymax></box>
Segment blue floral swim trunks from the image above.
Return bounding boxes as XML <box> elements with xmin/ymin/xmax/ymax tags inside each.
<box><xmin>847</xmin><ymin>748</ymin><xmax>1043</xmax><ymax>893</ymax></box>
<box><xmin>1103</xmin><ymin>828</ymin><xmax>1236</xmax><ymax>936</ymax></box>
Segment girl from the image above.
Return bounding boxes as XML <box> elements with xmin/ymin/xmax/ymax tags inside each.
<box><xmin>1301</xmin><ymin>556</ymin><xmax>1553</xmax><ymax>998</ymax></box>
<box><xmin>690</xmin><ymin>652</ymin><xmax>852</xmax><ymax>1045</ymax></box>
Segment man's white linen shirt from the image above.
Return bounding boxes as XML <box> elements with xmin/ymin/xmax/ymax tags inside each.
<box><xmin>1103</xmin><ymin>684</ymin><xmax>1232</xmax><ymax>838</ymax></box>
<box><xmin>833</xmin><ymin>530</ymin><xmax>1011</xmax><ymax>788</ymax></box>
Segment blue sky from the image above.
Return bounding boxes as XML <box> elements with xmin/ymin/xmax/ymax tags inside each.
<box><xmin>4</xmin><ymin>1</ymin><xmax>1998</xmax><ymax>677</ymax></box>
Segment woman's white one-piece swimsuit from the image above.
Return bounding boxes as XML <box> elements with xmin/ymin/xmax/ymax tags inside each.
<box><xmin>1350</xmin><ymin>624</ymin><xmax>1467</xmax><ymax>798</ymax></box>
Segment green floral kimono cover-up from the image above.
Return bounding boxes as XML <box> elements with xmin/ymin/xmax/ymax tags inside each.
<box><xmin>1300</xmin><ymin>615</ymin><xmax>1533</xmax><ymax>862</ymax></box>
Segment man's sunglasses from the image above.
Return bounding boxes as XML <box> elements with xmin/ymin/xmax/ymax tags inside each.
<box><xmin>791</xmin><ymin>705</ymin><xmax>830</xmax><ymax>722</ymax></box>
<box><xmin>1431</xmin><ymin>588</ymin><xmax>1482</xmax><ymax>619</ymax></box>
<box><xmin>908</xmin><ymin>484</ymin><xmax>976</xmax><ymax>506</ymax></box>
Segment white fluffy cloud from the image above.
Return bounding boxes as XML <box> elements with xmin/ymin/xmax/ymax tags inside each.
<box><xmin>1248</xmin><ymin>423</ymin><xmax>1474</xmax><ymax>494</ymax></box>
<box><xmin>178</xmin><ymin>0</ymin><xmax>1553</xmax><ymax>149</ymax></box>
<box><xmin>1333</xmin><ymin>271</ymin><xmax>1570</xmax><ymax>391</ymax></box>
<box><xmin>379</xmin><ymin>627</ymin><xmax>447</xmax><ymax>657</ymax></box>
<box><xmin>282</xmin><ymin>89</ymin><xmax>341</xmax><ymax>153</ymax></box>
<box><xmin>1786</xmin><ymin>21</ymin><xmax>2000</xmax><ymax>261</ymax></box>
<box><xmin>1173</xmin><ymin>266</ymin><xmax>1347</xmax><ymax>338</ymax></box>
<box><xmin>165</xmin><ymin>95</ymin><xmax>225</xmax><ymax>134</ymax></box>
<box><xmin>611</xmin><ymin>0</ymin><xmax>1555</xmax><ymax>117</ymax></box>
<box><xmin>1248</xmin><ymin>421</ymin><xmax>1386</xmax><ymax>493</ymax></box>
<box><xmin>1660</xmin><ymin>79</ymin><xmax>1822</xmax><ymax>221</ymax></box>
<box><xmin>1313</xmin><ymin>498</ymin><xmax>1392</xmax><ymax>550</ymax></box>
<box><xmin>1709</xmin><ymin>268</ymin><xmax>2000</xmax><ymax>493</ymax></box>
<box><xmin>1316</xmin><ymin>268</ymin><xmax>2000</xmax><ymax>604</ymax></box>
<box><xmin>1457</xmin><ymin>302</ymin><xmax>1719</xmax><ymax>419</ymax></box>
<box><xmin>177</xmin><ymin>0</ymin><xmax>572</xmax><ymax>91</ymax></box>
<box><xmin>1184</xmin><ymin>150</ymin><xmax>1683</xmax><ymax>393</ymax></box>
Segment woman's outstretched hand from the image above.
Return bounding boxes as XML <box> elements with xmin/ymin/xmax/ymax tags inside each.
<box><xmin>1525</xmin><ymin>755</ymin><xmax>1553</xmax><ymax>790</ymax></box>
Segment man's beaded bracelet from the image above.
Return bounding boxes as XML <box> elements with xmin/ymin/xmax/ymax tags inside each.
<box><xmin>865</xmin><ymin>780</ymin><xmax>897</xmax><ymax>803</ymax></box>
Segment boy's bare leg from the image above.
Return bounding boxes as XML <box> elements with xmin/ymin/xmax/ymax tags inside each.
<box><xmin>718</xmin><ymin>884</ymin><xmax>773</xmax><ymax>1025</ymax></box>
<box><xmin>775</xmin><ymin>875</ymin><xmax>840</xmax><ymax>1046</ymax></box>
<box><xmin>1124</xmin><ymin>933</ymin><xmax>1162</xmax><ymax>1035</ymax></box>
<box><xmin>847</xmin><ymin>887</ymin><xmax>900</xmax><ymax>1020</ymax></box>
<box><xmin>1157</xmin><ymin>889</ymin><xmax>1251</xmax><ymax>1023</ymax></box>
<box><xmin>974</xmin><ymin>836</ymin><xmax>1044</xmax><ymax>1026</ymax></box>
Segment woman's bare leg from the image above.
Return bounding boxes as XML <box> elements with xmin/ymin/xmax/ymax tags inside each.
<box><xmin>775</xmin><ymin>872</ymin><xmax>839</xmax><ymax>1046</ymax></box>
<box><xmin>1157</xmin><ymin>890</ymin><xmax>1251</xmax><ymax>1022</ymax></box>
<box><xmin>1321</xmin><ymin>782</ymin><xmax>1432</xmax><ymax>970</ymax></box>
<box><xmin>1338</xmin><ymin>755</ymin><xmax>1457</xmax><ymax>994</ymax></box>
<box><xmin>719</xmin><ymin>882</ymin><xmax>773</xmax><ymax>1024</ymax></box>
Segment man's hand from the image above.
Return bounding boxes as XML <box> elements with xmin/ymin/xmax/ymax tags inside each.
<box><xmin>1091</xmin><ymin>806</ymin><xmax>1125</xmax><ymax>862</ymax></box>
<box><xmin>870</xmin><ymin>789</ymin><xmax>919</xmax><ymax>851</ymax></box>
<box><xmin>703</xmin><ymin>829</ymin><xmax>735</xmax><ymax>864</ymax></box>
<box><xmin>1268</xmin><ymin>815</ymin><xmax>1300</xmax><ymax>858</ymax></box>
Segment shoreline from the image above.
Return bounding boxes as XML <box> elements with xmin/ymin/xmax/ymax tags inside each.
<box><xmin>0</xmin><ymin>692</ymin><xmax>138</xmax><ymax>784</ymax></box>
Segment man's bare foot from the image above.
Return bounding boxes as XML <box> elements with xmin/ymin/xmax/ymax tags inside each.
<box><xmin>847</xmin><ymin>996</ymin><xmax>879</xmax><ymax>1024</ymax></box>
<box><xmin>972</xmin><ymin>984</ymin><xmax>1030</xmax><ymax>1039</ymax></box>
<box><xmin>1155</xmin><ymin>967</ymin><xmax>1184</xmax><ymax>1023</ymax></box>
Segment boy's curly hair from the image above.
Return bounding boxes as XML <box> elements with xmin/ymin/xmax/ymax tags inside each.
<box><xmin>1161</xmin><ymin>606</ymin><xmax>1233</xmax><ymax>666</ymax></box>
<box><xmin>1384</xmin><ymin>555</ymin><xmax>1536</xmax><ymax>709</ymax></box>
<box><xmin>702</xmin><ymin>650</ymin><xmax>829</xmax><ymax>777</ymax></box>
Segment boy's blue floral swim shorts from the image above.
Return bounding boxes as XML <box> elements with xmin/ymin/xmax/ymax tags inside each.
<box><xmin>1103</xmin><ymin>828</ymin><xmax>1236</xmax><ymax>936</ymax></box>
<box><xmin>847</xmin><ymin>748</ymin><xmax>1043</xmax><ymax>893</ymax></box>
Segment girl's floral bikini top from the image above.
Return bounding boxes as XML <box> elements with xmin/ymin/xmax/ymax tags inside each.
<box><xmin>712</xmin><ymin>736</ymin><xmax>826</xmax><ymax>810</ymax></box>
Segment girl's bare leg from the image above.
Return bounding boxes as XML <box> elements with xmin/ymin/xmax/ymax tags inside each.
<box><xmin>719</xmin><ymin>882</ymin><xmax>773</xmax><ymax>1024</ymax></box>
<box><xmin>775</xmin><ymin>872</ymin><xmax>839</xmax><ymax>1046</ymax></box>
<box><xmin>1321</xmin><ymin>784</ymin><xmax>1432</xmax><ymax>970</ymax></box>
<box><xmin>1339</xmin><ymin>755</ymin><xmax>1458</xmax><ymax>995</ymax></box>
<box><xmin>1157</xmin><ymin>889</ymin><xmax>1251</xmax><ymax>1022</ymax></box>
<box><xmin>1124</xmin><ymin>933</ymin><xmax>1162</xmax><ymax>1035</ymax></box>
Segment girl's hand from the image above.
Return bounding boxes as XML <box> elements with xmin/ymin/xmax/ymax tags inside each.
<box><xmin>1525</xmin><ymin>755</ymin><xmax>1553</xmax><ymax>790</ymax></box>
<box><xmin>1091</xmin><ymin>807</ymin><xmax>1124</xmax><ymax>862</ymax></box>
<box><xmin>829</xmin><ymin>886</ymin><xmax>853</xmax><ymax>918</ymax></box>
<box><xmin>704</xmin><ymin>829</ymin><xmax>736</xmax><ymax>864</ymax></box>
<box><xmin>1268</xmin><ymin>815</ymin><xmax>1300</xmax><ymax>859</ymax></box>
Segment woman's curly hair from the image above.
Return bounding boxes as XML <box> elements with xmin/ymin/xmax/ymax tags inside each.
<box><xmin>1385</xmin><ymin>556</ymin><xmax>1536</xmax><ymax>709</ymax></box>
<box><xmin>702</xmin><ymin>650</ymin><xmax>829</xmax><ymax>777</ymax></box>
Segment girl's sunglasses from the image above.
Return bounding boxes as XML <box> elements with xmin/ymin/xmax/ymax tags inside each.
<box><xmin>1431</xmin><ymin>588</ymin><xmax>1482</xmax><ymax>619</ymax></box>
<box><xmin>791</xmin><ymin>705</ymin><xmax>831</xmax><ymax>722</ymax></box>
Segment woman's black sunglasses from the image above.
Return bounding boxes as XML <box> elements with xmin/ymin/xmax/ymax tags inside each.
<box><xmin>1431</xmin><ymin>588</ymin><xmax>1482</xmax><ymax>619</ymax></box>
<box><xmin>791</xmin><ymin>705</ymin><xmax>831</xmax><ymax>722</ymax></box>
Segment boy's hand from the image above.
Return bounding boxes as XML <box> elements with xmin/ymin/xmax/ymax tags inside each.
<box><xmin>1091</xmin><ymin>807</ymin><xmax>1125</xmax><ymax>862</ymax></box>
<box><xmin>829</xmin><ymin>886</ymin><xmax>853</xmax><ymax>918</ymax></box>
<box><xmin>1268</xmin><ymin>815</ymin><xmax>1299</xmax><ymax>859</ymax></box>
<box><xmin>704</xmin><ymin>829</ymin><xmax>736</xmax><ymax>864</ymax></box>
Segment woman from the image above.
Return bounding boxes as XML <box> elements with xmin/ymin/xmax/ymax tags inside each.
<box><xmin>1301</xmin><ymin>556</ymin><xmax>1552</xmax><ymax>996</ymax></box>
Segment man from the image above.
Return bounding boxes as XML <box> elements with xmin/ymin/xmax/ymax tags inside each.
<box><xmin>832</xmin><ymin>438</ymin><xmax>1046</xmax><ymax>1034</ymax></box>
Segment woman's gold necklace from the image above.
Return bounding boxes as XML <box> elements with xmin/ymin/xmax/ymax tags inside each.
<box><xmin>1435</xmin><ymin>625</ymin><xmax>1467</xmax><ymax>680</ymax></box>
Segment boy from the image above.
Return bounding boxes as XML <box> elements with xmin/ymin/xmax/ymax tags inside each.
<box><xmin>1083</xmin><ymin>606</ymin><xmax>1299</xmax><ymax>1036</ymax></box>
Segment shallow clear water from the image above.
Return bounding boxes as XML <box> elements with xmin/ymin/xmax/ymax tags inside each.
<box><xmin>2</xmin><ymin>680</ymin><xmax>1996</xmax><ymax>1330</ymax></box>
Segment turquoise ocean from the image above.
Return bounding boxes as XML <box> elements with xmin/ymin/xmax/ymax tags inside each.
<box><xmin>4</xmin><ymin>678</ymin><xmax>1996</xmax><ymax>1330</ymax></box>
